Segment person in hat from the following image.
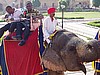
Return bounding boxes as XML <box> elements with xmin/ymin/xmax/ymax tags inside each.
<box><xmin>43</xmin><ymin>7</ymin><xmax>58</xmax><ymax>44</ymax></box>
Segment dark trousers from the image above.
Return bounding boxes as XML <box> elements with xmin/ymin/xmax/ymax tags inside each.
<box><xmin>9</xmin><ymin>22</ymin><xmax>22</xmax><ymax>35</ymax></box>
<box><xmin>17</xmin><ymin>20</ymin><xmax>30</xmax><ymax>41</ymax></box>
<box><xmin>0</xmin><ymin>22</ymin><xmax>22</xmax><ymax>38</ymax></box>
<box><xmin>94</xmin><ymin>71</ymin><xmax>100</xmax><ymax>75</ymax></box>
<box><xmin>0</xmin><ymin>23</ymin><xmax>11</xmax><ymax>38</ymax></box>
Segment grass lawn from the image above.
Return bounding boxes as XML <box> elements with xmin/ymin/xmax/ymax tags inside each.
<box><xmin>43</xmin><ymin>12</ymin><xmax>100</xmax><ymax>19</ymax></box>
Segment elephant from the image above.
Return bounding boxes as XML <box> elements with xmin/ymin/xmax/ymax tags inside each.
<box><xmin>42</xmin><ymin>29</ymin><xmax>100</xmax><ymax>75</ymax></box>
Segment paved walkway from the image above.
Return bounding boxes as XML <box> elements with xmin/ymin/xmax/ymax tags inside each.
<box><xmin>58</xmin><ymin>18</ymin><xmax>100</xmax><ymax>39</ymax></box>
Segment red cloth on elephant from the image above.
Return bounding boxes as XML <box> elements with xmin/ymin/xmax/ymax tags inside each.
<box><xmin>3</xmin><ymin>28</ymin><xmax>43</xmax><ymax>75</ymax></box>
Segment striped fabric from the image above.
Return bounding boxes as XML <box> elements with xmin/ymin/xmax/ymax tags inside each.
<box><xmin>39</xmin><ymin>25</ymin><xmax>48</xmax><ymax>75</ymax></box>
<box><xmin>0</xmin><ymin>66</ymin><xmax>2</xmax><ymax>75</ymax></box>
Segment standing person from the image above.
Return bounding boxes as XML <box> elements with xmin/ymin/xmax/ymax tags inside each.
<box><xmin>13</xmin><ymin>1</ymin><xmax>42</xmax><ymax>46</ymax></box>
<box><xmin>94</xmin><ymin>29</ymin><xmax>100</xmax><ymax>75</ymax></box>
<box><xmin>0</xmin><ymin>6</ymin><xmax>22</xmax><ymax>39</ymax></box>
<box><xmin>42</xmin><ymin>7</ymin><xmax>58</xmax><ymax>75</ymax></box>
<box><xmin>43</xmin><ymin>7</ymin><xmax>58</xmax><ymax>44</ymax></box>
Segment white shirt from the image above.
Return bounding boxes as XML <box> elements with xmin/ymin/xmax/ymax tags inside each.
<box><xmin>8</xmin><ymin>9</ymin><xmax>22</xmax><ymax>21</ymax></box>
<box><xmin>43</xmin><ymin>16</ymin><xmax>58</xmax><ymax>43</ymax></box>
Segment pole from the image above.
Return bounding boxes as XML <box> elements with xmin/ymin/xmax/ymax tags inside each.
<box><xmin>62</xmin><ymin>8</ymin><xmax>63</xmax><ymax>29</ymax></box>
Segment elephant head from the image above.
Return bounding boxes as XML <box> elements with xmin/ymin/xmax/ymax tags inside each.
<box><xmin>42</xmin><ymin>30</ymin><xmax>100</xmax><ymax>75</ymax></box>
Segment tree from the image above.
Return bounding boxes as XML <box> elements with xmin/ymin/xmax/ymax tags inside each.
<box><xmin>32</xmin><ymin>0</ymin><xmax>41</xmax><ymax>8</ymax></box>
<box><xmin>93</xmin><ymin>0</ymin><xmax>100</xmax><ymax>7</ymax></box>
<box><xmin>58</xmin><ymin>0</ymin><xmax>70</xmax><ymax>11</ymax></box>
<box><xmin>66</xmin><ymin>0</ymin><xmax>70</xmax><ymax>7</ymax></box>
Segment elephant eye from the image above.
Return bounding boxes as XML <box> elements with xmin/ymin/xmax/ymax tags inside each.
<box><xmin>69</xmin><ymin>45</ymin><xmax>76</xmax><ymax>51</ymax></box>
<box><xmin>87</xmin><ymin>44</ymin><xmax>93</xmax><ymax>49</ymax></box>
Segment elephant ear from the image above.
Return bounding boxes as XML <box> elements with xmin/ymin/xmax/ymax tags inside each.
<box><xmin>42</xmin><ymin>47</ymin><xmax>66</xmax><ymax>71</ymax></box>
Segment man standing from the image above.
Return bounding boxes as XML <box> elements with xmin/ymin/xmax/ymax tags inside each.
<box><xmin>0</xmin><ymin>6</ymin><xmax>22</xmax><ymax>39</ymax></box>
<box><xmin>43</xmin><ymin>7</ymin><xmax>58</xmax><ymax>44</ymax></box>
<box><xmin>94</xmin><ymin>30</ymin><xmax>100</xmax><ymax>75</ymax></box>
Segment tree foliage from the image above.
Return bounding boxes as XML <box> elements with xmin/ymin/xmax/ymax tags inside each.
<box><xmin>93</xmin><ymin>0</ymin><xmax>100</xmax><ymax>7</ymax></box>
<box><xmin>32</xmin><ymin>0</ymin><xmax>41</xmax><ymax>7</ymax></box>
<box><xmin>58</xmin><ymin>0</ymin><xmax>69</xmax><ymax>11</ymax></box>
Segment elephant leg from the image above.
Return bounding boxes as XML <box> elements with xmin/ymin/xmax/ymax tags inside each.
<box><xmin>48</xmin><ymin>70</ymin><xmax>64</xmax><ymax>75</ymax></box>
<box><xmin>94</xmin><ymin>71</ymin><xmax>100</xmax><ymax>75</ymax></box>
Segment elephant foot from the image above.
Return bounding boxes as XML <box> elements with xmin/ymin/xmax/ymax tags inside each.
<box><xmin>48</xmin><ymin>70</ymin><xmax>64</xmax><ymax>75</ymax></box>
<box><xmin>94</xmin><ymin>71</ymin><xmax>100</xmax><ymax>75</ymax></box>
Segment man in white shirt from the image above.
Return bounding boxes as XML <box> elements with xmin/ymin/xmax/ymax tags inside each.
<box><xmin>43</xmin><ymin>7</ymin><xmax>58</xmax><ymax>44</ymax></box>
<box><xmin>0</xmin><ymin>6</ymin><xmax>22</xmax><ymax>39</ymax></box>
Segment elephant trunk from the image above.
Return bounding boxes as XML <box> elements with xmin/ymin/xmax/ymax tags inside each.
<box><xmin>77</xmin><ymin>40</ymin><xmax>100</xmax><ymax>62</ymax></box>
<box><xmin>80</xmin><ymin>49</ymin><xmax>98</xmax><ymax>62</ymax></box>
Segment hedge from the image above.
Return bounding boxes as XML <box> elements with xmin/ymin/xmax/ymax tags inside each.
<box><xmin>87</xmin><ymin>21</ymin><xmax>100</xmax><ymax>27</ymax></box>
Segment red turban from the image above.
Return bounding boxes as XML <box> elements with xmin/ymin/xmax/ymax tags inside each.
<box><xmin>47</xmin><ymin>7</ymin><xmax>56</xmax><ymax>14</ymax></box>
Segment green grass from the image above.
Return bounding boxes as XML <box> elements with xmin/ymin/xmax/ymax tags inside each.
<box><xmin>0</xmin><ymin>19</ymin><xmax>5</xmax><ymax>22</ymax></box>
<box><xmin>43</xmin><ymin>12</ymin><xmax>100</xmax><ymax>19</ymax></box>
<box><xmin>87</xmin><ymin>21</ymin><xmax>100</xmax><ymax>27</ymax></box>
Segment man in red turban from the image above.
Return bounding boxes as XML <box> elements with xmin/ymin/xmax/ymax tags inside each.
<box><xmin>43</xmin><ymin>7</ymin><xmax>58</xmax><ymax>44</ymax></box>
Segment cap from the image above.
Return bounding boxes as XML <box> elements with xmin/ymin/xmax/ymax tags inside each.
<box><xmin>47</xmin><ymin>7</ymin><xmax>56</xmax><ymax>14</ymax></box>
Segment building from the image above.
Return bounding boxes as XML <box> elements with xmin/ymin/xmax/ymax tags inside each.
<box><xmin>69</xmin><ymin>0</ymin><xmax>90</xmax><ymax>9</ymax></box>
<box><xmin>0</xmin><ymin>0</ymin><xmax>31</xmax><ymax>11</ymax></box>
<box><xmin>0</xmin><ymin>0</ymin><xmax>58</xmax><ymax>12</ymax></box>
<box><xmin>39</xmin><ymin>0</ymin><xmax>58</xmax><ymax>9</ymax></box>
<box><xmin>0</xmin><ymin>0</ymin><xmax>91</xmax><ymax>12</ymax></box>
<box><xmin>37</xmin><ymin>0</ymin><xmax>58</xmax><ymax>12</ymax></box>
<box><xmin>39</xmin><ymin>0</ymin><xmax>90</xmax><ymax>12</ymax></box>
